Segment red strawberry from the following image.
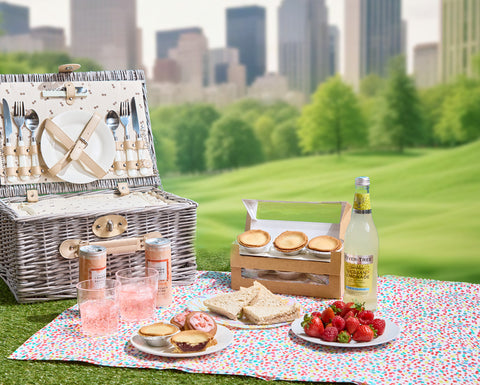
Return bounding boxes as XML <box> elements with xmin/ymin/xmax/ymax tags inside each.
<box><xmin>311</xmin><ymin>311</ymin><xmax>322</xmax><ymax>318</ymax></box>
<box><xmin>372</xmin><ymin>318</ymin><xmax>386</xmax><ymax>336</ymax></box>
<box><xmin>340</xmin><ymin>302</ymin><xmax>355</xmax><ymax>317</ymax></box>
<box><xmin>337</xmin><ymin>330</ymin><xmax>351</xmax><ymax>343</ymax></box>
<box><xmin>331</xmin><ymin>315</ymin><xmax>346</xmax><ymax>332</ymax></box>
<box><xmin>320</xmin><ymin>326</ymin><xmax>338</xmax><ymax>342</ymax></box>
<box><xmin>301</xmin><ymin>314</ymin><xmax>324</xmax><ymax>338</ymax></box>
<box><xmin>343</xmin><ymin>310</ymin><xmax>355</xmax><ymax>320</ymax></box>
<box><xmin>331</xmin><ymin>300</ymin><xmax>345</xmax><ymax>315</ymax></box>
<box><xmin>345</xmin><ymin>316</ymin><xmax>360</xmax><ymax>334</ymax></box>
<box><xmin>358</xmin><ymin>310</ymin><xmax>375</xmax><ymax>325</ymax></box>
<box><xmin>353</xmin><ymin>324</ymin><xmax>374</xmax><ymax>342</ymax></box>
<box><xmin>321</xmin><ymin>307</ymin><xmax>335</xmax><ymax>325</ymax></box>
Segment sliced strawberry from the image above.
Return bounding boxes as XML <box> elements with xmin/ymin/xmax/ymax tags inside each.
<box><xmin>358</xmin><ymin>310</ymin><xmax>374</xmax><ymax>325</ymax></box>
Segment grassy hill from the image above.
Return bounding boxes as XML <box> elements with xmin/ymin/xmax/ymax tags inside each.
<box><xmin>163</xmin><ymin>141</ymin><xmax>480</xmax><ymax>283</ymax></box>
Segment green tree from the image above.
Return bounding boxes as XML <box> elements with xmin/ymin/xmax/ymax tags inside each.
<box><xmin>254</xmin><ymin>115</ymin><xmax>275</xmax><ymax>160</ymax></box>
<box><xmin>271</xmin><ymin>118</ymin><xmax>301</xmax><ymax>159</ymax></box>
<box><xmin>172</xmin><ymin>104</ymin><xmax>219</xmax><ymax>173</ymax></box>
<box><xmin>206</xmin><ymin>116</ymin><xmax>263</xmax><ymax>170</ymax></box>
<box><xmin>360</xmin><ymin>73</ymin><xmax>385</xmax><ymax>98</ymax></box>
<box><xmin>374</xmin><ymin>56</ymin><xmax>424</xmax><ymax>152</ymax></box>
<box><xmin>298</xmin><ymin>75</ymin><xmax>366</xmax><ymax>155</ymax></box>
<box><xmin>434</xmin><ymin>76</ymin><xmax>480</xmax><ymax>145</ymax></box>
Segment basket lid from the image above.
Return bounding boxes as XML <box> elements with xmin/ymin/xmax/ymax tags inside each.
<box><xmin>0</xmin><ymin>69</ymin><xmax>161</xmax><ymax>198</ymax></box>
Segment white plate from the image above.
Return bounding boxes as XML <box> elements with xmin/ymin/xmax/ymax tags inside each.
<box><xmin>41</xmin><ymin>110</ymin><xmax>115</xmax><ymax>184</ymax></box>
<box><xmin>130</xmin><ymin>324</ymin><xmax>233</xmax><ymax>358</ymax></box>
<box><xmin>187</xmin><ymin>295</ymin><xmax>299</xmax><ymax>329</ymax></box>
<box><xmin>291</xmin><ymin>318</ymin><xmax>401</xmax><ymax>348</ymax></box>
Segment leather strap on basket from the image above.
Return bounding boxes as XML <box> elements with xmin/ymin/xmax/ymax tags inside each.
<box><xmin>44</xmin><ymin>113</ymin><xmax>107</xmax><ymax>179</ymax></box>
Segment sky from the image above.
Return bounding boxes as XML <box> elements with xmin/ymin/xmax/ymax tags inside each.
<box><xmin>7</xmin><ymin>0</ymin><xmax>440</xmax><ymax>76</ymax></box>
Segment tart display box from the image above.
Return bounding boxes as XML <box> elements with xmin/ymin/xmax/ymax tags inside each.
<box><xmin>230</xmin><ymin>199</ymin><xmax>351</xmax><ymax>299</ymax></box>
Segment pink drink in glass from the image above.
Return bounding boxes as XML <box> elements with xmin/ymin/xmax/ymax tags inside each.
<box><xmin>116</xmin><ymin>267</ymin><xmax>158</xmax><ymax>322</ymax></box>
<box><xmin>79</xmin><ymin>298</ymin><xmax>119</xmax><ymax>336</ymax></box>
<box><xmin>76</xmin><ymin>278</ymin><xmax>120</xmax><ymax>337</ymax></box>
<box><xmin>118</xmin><ymin>283</ymin><xmax>156</xmax><ymax>321</ymax></box>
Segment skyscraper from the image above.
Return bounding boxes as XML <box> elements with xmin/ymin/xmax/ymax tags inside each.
<box><xmin>226</xmin><ymin>6</ymin><xmax>266</xmax><ymax>85</ymax></box>
<box><xmin>329</xmin><ymin>25</ymin><xmax>340</xmax><ymax>77</ymax></box>
<box><xmin>0</xmin><ymin>2</ymin><xmax>29</xmax><ymax>35</ymax></box>
<box><xmin>156</xmin><ymin>27</ymin><xmax>203</xmax><ymax>59</ymax></box>
<box><xmin>278</xmin><ymin>0</ymin><xmax>330</xmax><ymax>96</ymax></box>
<box><xmin>440</xmin><ymin>0</ymin><xmax>480</xmax><ymax>83</ymax></box>
<box><xmin>414</xmin><ymin>42</ymin><xmax>439</xmax><ymax>89</ymax></box>
<box><xmin>344</xmin><ymin>0</ymin><xmax>403</xmax><ymax>90</ymax></box>
<box><xmin>70</xmin><ymin>0</ymin><xmax>141</xmax><ymax>70</ymax></box>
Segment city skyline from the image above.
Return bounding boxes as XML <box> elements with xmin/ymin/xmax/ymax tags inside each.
<box><xmin>5</xmin><ymin>0</ymin><xmax>440</xmax><ymax>76</ymax></box>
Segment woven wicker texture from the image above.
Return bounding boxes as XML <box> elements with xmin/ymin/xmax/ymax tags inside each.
<box><xmin>0</xmin><ymin>69</ymin><xmax>198</xmax><ymax>303</ymax></box>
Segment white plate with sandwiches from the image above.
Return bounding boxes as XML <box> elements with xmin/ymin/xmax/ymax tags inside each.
<box><xmin>188</xmin><ymin>281</ymin><xmax>303</xmax><ymax>329</ymax></box>
<box><xmin>290</xmin><ymin>318</ymin><xmax>401</xmax><ymax>348</ymax></box>
<box><xmin>130</xmin><ymin>324</ymin><xmax>233</xmax><ymax>358</ymax></box>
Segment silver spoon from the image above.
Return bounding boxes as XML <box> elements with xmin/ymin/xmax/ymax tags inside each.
<box><xmin>106</xmin><ymin>110</ymin><xmax>125</xmax><ymax>176</ymax></box>
<box><xmin>25</xmin><ymin>109</ymin><xmax>41</xmax><ymax>179</ymax></box>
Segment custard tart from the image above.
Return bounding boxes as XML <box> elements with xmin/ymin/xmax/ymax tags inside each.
<box><xmin>307</xmin><ymin>235</ymin><xmax>342</xmax><ymax>252</ymax></box>
<box><xmin>237</xmin><ymin>229</ymin><xmax>271</xmax><ymax>248</ymax></box>
<box><xmin>170</xmin><ymin>330</ymin><xmax>216</xmax><ymax>353</ymax></box>
<box><xmin>273</xmin><ymin>231</ymin><xmax>308</xmax><ymax>253</ymax></box>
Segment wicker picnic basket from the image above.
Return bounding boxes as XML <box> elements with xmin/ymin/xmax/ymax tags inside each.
<box><xmin>0</xmin><ymin>66</ymin><xmax>197</xmax><ymax>303</ymax></box>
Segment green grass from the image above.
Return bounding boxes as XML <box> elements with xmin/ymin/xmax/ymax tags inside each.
<box><xmin>164</xmin><ymin>141</ymin><xmax>480</xmax><ymax>284</ymax></box>
<box><xmin>1</xmin><ymin>142</ymin><xmax>479</xmax><ymax>384</ymax></box>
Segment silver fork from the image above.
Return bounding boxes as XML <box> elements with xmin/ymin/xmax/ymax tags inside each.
<box><xmin>13</xmin><ymin>101</ymin><xmax>29</xmax><ymax>181</ymax></box>
<box><xmin>120</xmin><ymin>100</ymin><xmax>138</xmax><ymax>177</ymax></box>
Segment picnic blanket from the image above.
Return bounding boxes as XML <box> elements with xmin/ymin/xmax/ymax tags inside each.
<box><xmin>9</xmin><ymin>271</ymin><xmax>480</xmax><ymax>384</ymax></box>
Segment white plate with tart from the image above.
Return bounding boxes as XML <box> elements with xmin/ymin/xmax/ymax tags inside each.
<box><xmin>306</xmin><ymin>235</ymin><xmax>343</xmax><ymax>259</ymax></box>
<box><xmin>237</xmin><ymin>229</ymin><xmax>271</xmax><ymax>254</ymax></box>
<box><xmin>273</xmin><ymin>231</ymin><xmax>308</xmax><ymax>255</ymax></box>
<box><xmin>130</xmin><ymin>324</ymin><xmax>233</xmax><ymax>358</ymax></box>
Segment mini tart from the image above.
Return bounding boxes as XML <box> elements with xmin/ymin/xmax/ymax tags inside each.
<box><xmin>273</xmin><ymin>231</ymin><xmax>308</xmax><ymax>252</ymax></box>
<box><xmin>307</xmin><ymin>235</ymin><xmax>342</xmax><ymax>252</ymax></box>
<box><xmin>185</xmin><ymin>311</ymin><xmax>217</xmax><ymax>337</ymax></box>
<box><xmin>139</xmin><ymin>322</ymin><xmax>179</xmax><ymax>337</ymax></box>
<box><xmin>237</xmin><ymin>229</ymin><xmax>271</xmax><ymax>248</ymax></box>
<box><xmin>170</xmin><ymin>330</ymin><xmax>216</xmax><ymax>353</ymax></box>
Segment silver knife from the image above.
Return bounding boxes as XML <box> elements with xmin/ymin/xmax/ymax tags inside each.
<box><xmin>2</xmin><ymin>99</ymin><xmax>17</xmax><ymax>182</ymax></box>
<box><xmin>131</xmin><ymin>97</ymin><xmax>149</xmax><ymax>176</ymax></box>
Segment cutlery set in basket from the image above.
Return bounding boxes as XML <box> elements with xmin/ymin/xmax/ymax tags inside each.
<box><xmin>0</xmin><ymin>66</ymin><xmax>197</xmax><ymax>303</ymax></box>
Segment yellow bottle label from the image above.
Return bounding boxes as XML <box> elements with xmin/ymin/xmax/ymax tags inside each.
<box><xmin>345</xmin><ymin>253</ymin><xmax>373</xmax><ymax>293</ymax></box>
<box><xmin>353</xmin><ymin>192</ymin><xmax>371</xmax><ymax>211</ymax></box>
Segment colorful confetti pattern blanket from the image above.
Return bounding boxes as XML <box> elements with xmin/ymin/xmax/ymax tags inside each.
<box><xmin>9</xmin><ymin>271</ymin><xmax>480</xmax><ymax>384</ymax></box>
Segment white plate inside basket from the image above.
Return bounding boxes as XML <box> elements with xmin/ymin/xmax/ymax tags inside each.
<box><xmin>130</xmin><ymin>324</ymin><xmax>233</xmax><ymax>358</ymax></box>
<box><xmin>188</xmin><ymin>295</ymin><xmax>300</xmax><ymax>329</ymax></box>
<box><xmin>40</xmin><ymin>110</ymin><xmax>115</xmax><ymax>184</ymax></box>
<box><xmin>291</xmin><ymin>318</ymin><xmax>401</xmax><ymax>348</ymax></box>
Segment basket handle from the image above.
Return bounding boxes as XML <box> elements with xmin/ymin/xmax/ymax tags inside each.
<box><xmin>59</xmin><ymin>231</ymin><xmax>162</xmax><ymax>259</ymax></box>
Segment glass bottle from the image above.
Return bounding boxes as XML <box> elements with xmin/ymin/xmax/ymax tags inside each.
<box><xmin>343</xmin><ymin>176</ymin><xmax>379</xmax><ymax>310</ymax></box>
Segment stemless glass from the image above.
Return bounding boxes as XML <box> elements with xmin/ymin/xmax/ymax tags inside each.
<box><xmin>76</xmin><ymin>278</ymin><xmax>120</xmax><ymax>337</ymax></box>
<box><xmin>116</xmin><ymin>267</ymin><xmax>158</xmax><ymax>322</ymax></box>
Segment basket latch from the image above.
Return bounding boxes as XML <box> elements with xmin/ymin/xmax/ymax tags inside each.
<box><xmin>92</xmin><ymin>215</ymin><xmax>127</xmax><ymax>238</ymax></box>
<box><xmin>26</xmin><ymin>189</ymin><xmax>39</xmax><ymax>203</ymax></box>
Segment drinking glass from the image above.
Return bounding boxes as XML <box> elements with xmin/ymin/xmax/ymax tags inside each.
<box><xmin>116</xmin><ymin>267</ymin><xmax>158</xmax><ymax>322</ymax></box>
<box><xmin>76</xmin><ymin>279</ymin><xmax>120</xmax><ymax>337</ymax></box>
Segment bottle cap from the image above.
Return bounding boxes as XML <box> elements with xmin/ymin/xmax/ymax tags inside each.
<box><xmin>355</xmin><ymin>176</ymin><xmax>370</xmax><ymax>186</ymax></box>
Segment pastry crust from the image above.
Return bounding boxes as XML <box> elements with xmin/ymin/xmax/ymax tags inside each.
<box><xmin>307</xmin><ymin>235</ymin><xmax>341</xmax><ymax>252</ymax></box>
<box><xmin>185</xmin><ymin>311</ymin><xmax>217</xmax><ymax>337</ymax></box>
<box><xmin>237</xmin><ymin>229</ymin><xmax>271</xmax><ymax>248</ymax></box>
<box><xmin>170</xmin><ymin>330</ymin><xmax>216</xmax><ymax>353</ymax></box>
<box><xmin>273</xmin><ymin>231</ymin><xmax>308</xmax><ymax>252</ymax></box>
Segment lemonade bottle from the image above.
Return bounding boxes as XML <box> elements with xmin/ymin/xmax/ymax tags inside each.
<box><xmin>343</xmin><ymin>176</ymin><xmax>379</xmax><ymax>310</ymax></box>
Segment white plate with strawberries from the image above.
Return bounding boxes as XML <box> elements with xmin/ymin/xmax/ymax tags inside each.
<box><xmin>291</xmin><ymin>317</ymin><xmax>401</xmax><ymax>348</ymax></box>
